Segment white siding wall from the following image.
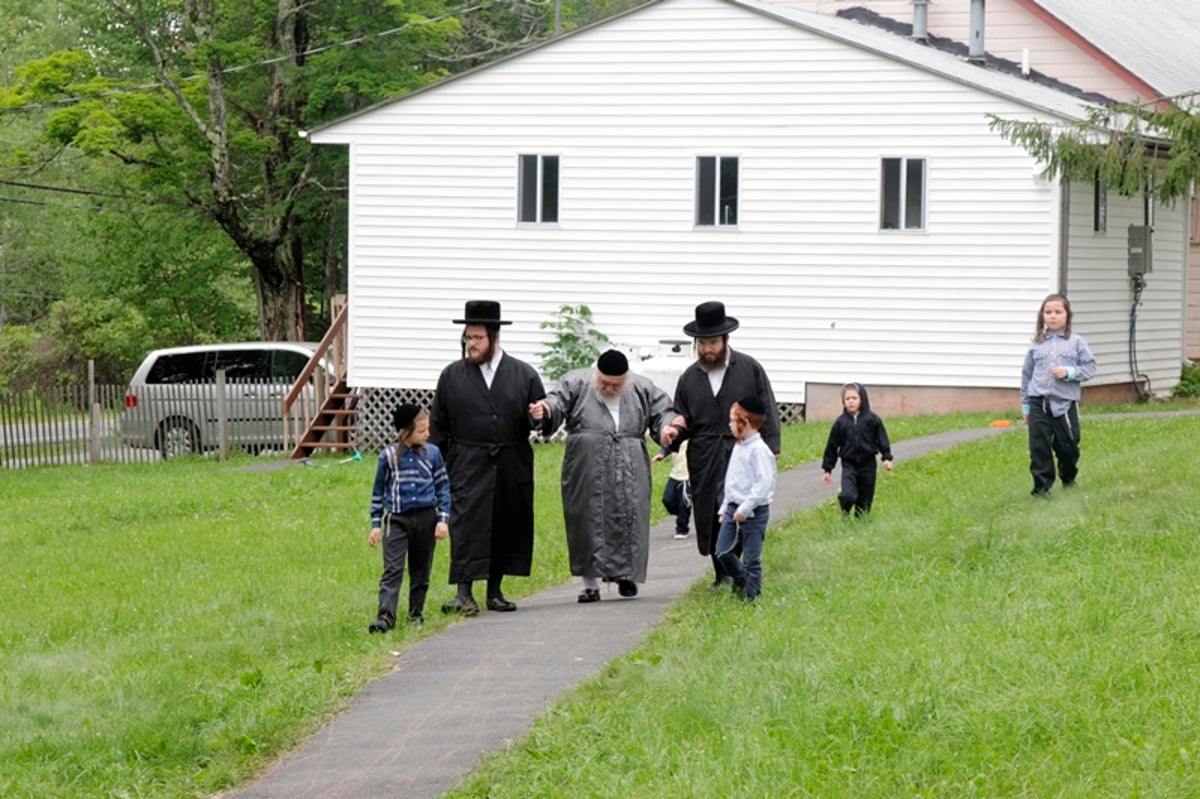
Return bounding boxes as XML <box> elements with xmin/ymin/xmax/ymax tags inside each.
<box><xmin>1064</xmin><ymin>181</ymin><xmax>1185</xmax><ymax>394</ymax></box>
<box><xmin>773</xmin><ymin>0</ymin><xmax>1150</xmax><ymax>102</ymax></box>
<box><xmin>313</xmin><ymin>0</ymin><xmax>1152</xmax><ymax>403</ymax></box>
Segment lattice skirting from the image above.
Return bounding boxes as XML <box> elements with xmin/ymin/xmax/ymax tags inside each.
<box><xmin>353</xmin><ymin>387</ymin><xmax>803</xmax><ymax>454</ymax></box>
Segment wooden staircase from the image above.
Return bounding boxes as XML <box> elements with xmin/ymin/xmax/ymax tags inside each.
<box><xmin>284</xmin><ymin>296</ymin><xmax>358</xmax><ymax>459</ymax></box>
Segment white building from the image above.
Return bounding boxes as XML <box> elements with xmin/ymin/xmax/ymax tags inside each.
<box><xmin>306</xmin><ymin>0</ymin><xmax>1187</xmax><ymax>420</ymax></box>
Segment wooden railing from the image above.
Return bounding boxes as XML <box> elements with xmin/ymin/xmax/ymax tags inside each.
<box><xmin>283</xmin><ymin>296</ymin><xmax>349</xmax><ymax>455</ymax></box>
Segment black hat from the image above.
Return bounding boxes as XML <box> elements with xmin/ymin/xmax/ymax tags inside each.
<box><xmin>596</xmin><ymin>349</ymin><xmax>629</xmax><ymax>376</ymax></box>
<box><xmin>453</xmin><ymin>300</ymin><xmax>512</xmax><ymax>326</ymax></box>
<box><xmin>736</xmin><ymin>395</ymin><xmax>766</xmax><ymax>416</ymax></box>
<box><xmin>683</xmin><ymin>301</ymin><xmax>739</xmax><ymax>337</ymax></box>
<box><xmin>392</xmin><ymin>403</ymin><xmax>423</xmax><ymax>431</ymax></box>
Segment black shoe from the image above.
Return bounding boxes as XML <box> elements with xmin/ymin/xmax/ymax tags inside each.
<box><xmin>407</xmin><ymin>613</ymin><xmax>424</xmax><ymax>626</ymax></box>
<box><xmin>732</xmin><ymin>577</ymin><xmax>745</xmax><ymax>595</ymax></box>
<box><xmin>368</xmin><ymin>618</ymin><xmax>392</xmax><ymax>634</ymax></box>
<box><xmin>617</xmin><ymin>579</ymin><xmax>638</xmax><ymax>598</ymax></box>
<box><xmin>711</xmin><ymin>575</ymin><xmax>734</xmax><ymax>591</ymax></box>
<box><xmin>486</xmin><ymin>596</ymin><xmax>518</xmax><ymax>612</ymax></box>
<box><xmin>441</xmin><ymin>596</ymin><xmax>480</xmax><ymax>616</ymax></box>
<box><xmin>1062</xmin><ymin>480</ymin><xmax>1077</xmax><ymax>489</ymax></box>
<box><xmin>1031</xmin><ymin>488</ymin><xmax>1051</xmax><ymax>499</ymax></box>
<box><xmin>577</xmin><ymin>588</ymin><xmax>601</xmax><ymax>603</ymax></box>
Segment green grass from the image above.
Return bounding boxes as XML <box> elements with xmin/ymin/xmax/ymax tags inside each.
<box><xmin>1</xmin><ymin>408</ymin><xmax>1197</xmax><ymax>797</ymax></box>
<box><xmin>446</xmin><ymin>413</ymin><xmax>1200</xmax><ymax>799</ymax></box>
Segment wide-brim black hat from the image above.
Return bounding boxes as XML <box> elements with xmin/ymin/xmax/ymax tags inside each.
<box><xmin>453</xmin><ymin>300</ymin><xmax>512</xmax><ymax>326</ymax></box>
<box><xmin>683</xmin><ymin>301</ymin><xmax>739</xmax><ymax>337</ymax></box>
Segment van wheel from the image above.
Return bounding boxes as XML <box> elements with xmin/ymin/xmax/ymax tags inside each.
<box><xmin>158</xmin><ymin>419</ymin><xmax>200</xmax><ymax>459</ymax></box>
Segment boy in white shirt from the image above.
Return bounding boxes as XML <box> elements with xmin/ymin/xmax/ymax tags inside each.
<box><xmin>714</xmin><ymin>396</ymin><xmax>777</xmax><ymax>602</ymax></box>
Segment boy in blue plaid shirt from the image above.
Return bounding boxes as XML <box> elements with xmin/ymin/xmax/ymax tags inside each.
<box><xmin>367</xmin><ymin>404</ymin><xmax>450</xmax><ymax>631</ymax></box>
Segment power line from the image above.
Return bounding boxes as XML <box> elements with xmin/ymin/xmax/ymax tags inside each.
<box><xmin>0</xmin><ymin>0</ymin><xmax>510</xmax><ymax>114</ymax></box>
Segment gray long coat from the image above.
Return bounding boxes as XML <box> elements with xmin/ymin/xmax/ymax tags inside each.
<box><xmin>542</xmin><ymin>370</ymin><xmax>673</xmax><ymax>584</ymax></box>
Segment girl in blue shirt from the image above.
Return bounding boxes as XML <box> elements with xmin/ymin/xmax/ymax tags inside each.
<box><xmin>1020</xmin><ymin>293</ymin><xmax>1096</xmax><ymax>497</ymax></box>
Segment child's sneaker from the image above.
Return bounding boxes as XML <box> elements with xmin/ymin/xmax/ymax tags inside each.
<box><xmin>673</xmin><ymin>530</ymin><xmax>690</xmax><ymax>540</ymax></box>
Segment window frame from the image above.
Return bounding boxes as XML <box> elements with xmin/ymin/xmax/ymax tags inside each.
<box><xmin>517</xmin><ymin>153</ymin><xmax>560</xmax><ymax>225</ymax></box>
<box><xmin>695</xmin><ymin>155</ymin><xmax>740</xmax><ymax>227</ymax></box>
<box><xmin>879</xmin><ymin>156</ymin><xmax>927</xmax><ymax>231</ymax></box>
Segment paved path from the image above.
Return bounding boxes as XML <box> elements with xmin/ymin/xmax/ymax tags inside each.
<box><xmin>219</xmin><ymin>426</ymin><xmax>1012</xmax><ymax>798</ymax></box>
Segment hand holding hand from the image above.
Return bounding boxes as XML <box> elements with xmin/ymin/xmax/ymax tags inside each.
<box><xmin>529</xmin><ymin>400</ymin><xmax>549</xmax><ymax>421</ymax></box>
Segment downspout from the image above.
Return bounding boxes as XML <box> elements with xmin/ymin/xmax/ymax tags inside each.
<box><xmin>1057</xmin><ymin>180</ymin><xmax>1070</xmax><ymax>293</ymax></box>
<box><xmin>967</xmin><ymin>0</ymin><xmax>986</xmax><ymax>63</ymax></box>
<box><xmin>912</xmin><ymin>0</ymin><xmax>929</xmax><ymax>43</ymax></box>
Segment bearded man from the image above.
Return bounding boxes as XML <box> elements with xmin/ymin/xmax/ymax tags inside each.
<box><xmin>660</xmin><ymin>302</ymin><xmax>780</xmax><ymax>588</ymax></box>
<box><xmin>530</xmin><ymin>349</ymin><xmax>674</xmax><ymax>603</ymax></box>
<box><xmin>430</xmin><ymin>300</ymin><xmax>546</xmax><ymax>616</ymax></box>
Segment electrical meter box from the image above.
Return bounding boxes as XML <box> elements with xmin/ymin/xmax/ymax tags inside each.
<box><xmin>1127</xmin><ymin>225</ymin><xmax>1153</xmax><ymax>276</ymax></box>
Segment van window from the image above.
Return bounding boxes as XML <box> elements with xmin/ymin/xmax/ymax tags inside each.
<box><xmin>272</xmin><ymin>350</ymin><xmax>310</xmax><ymax>382</ymax></box>
<box><xmin>216</xmin><ymin>350</ymin><xmax>271</xmax><ymax>381</ymax></box>
<box><xmin>146</xmin><ymin>352</ymin><xmax>213</xmax><ymax>384</ymax></box>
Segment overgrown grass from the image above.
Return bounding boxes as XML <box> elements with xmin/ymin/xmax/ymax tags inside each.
<box><xmin>446</xmin><ymin>413</ymin><xmax>1200</xmax><ymax>798</ymax></box>
<box><xmin>1</xmin><ymin>409</ymin><xmax>1195</xmax><ymax>797</ymax></box>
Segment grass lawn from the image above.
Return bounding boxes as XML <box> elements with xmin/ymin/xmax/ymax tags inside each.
<box><xmin>1</xmin><ymin>406</ymin><xmax>1197</xmax><ymax>797</ymax></box>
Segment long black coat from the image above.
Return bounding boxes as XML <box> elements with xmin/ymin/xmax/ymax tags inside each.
<box><xmin>429</xmin><ymin>353</ymin><xmax>546</xmax><ymax>583</ymax></box>
<box><xmin>671</xmin><ymin>349</ymin><xmax>780</xmax><ymax>556</ymax></box>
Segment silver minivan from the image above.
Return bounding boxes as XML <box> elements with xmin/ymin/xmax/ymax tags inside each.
<box><xmin>119</xmin><ymin>342</ymin><xmax>323</xmax><ymax>458</ymax></box>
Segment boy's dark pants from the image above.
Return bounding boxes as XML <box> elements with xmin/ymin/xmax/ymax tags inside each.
<box><xmin>1027</xmin><ymin>398</ymin><xmax>1080</xmax><ymax>493</ymax></box>
<box><xmin>377</xmin><ymin>507</ymin><xmax>437</xmax><ymax>622</ymax></box>
<box><xmin>661</xmin><ymin>477</ymin><xmax>691</xmax><ymax>534</ymax></box>
<box><xmin>839</xmin><ymin>459</ymin><xmax>878</xmax><ymax>516</ymax></box>
<box><xmin>715</xmin><ymin>502</ymin><xmax>770</xmax><ymax>599</ymax></box>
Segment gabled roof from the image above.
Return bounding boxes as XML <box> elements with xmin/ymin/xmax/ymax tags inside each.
<box><xmin>832</xmin><ymin>6</ymin><xmax>1115</xmax><ymax>106</ymax></box>
<box><xmin>306</xmin><ymin>0</ymin><xmax>1099</xmax><ymax>139</ymax></box>
<box><xmin>1026</xmin><ymin>0</ymin><xmax>1200</xmax><ymax>101</ymax></box>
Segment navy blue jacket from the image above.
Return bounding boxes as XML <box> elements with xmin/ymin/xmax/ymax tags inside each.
<box><xmin>821</xmin><ymin>383</ymin><xmax>893</xmax><ymax>471</ymax></box>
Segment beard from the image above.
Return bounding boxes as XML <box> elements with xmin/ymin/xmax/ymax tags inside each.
<box><xmin>465</xmin><ymin>338</ymin><xmax>496</xmax><ymax>364</ymax></box>
<box><xmin>697</xmin><ymin>342</ymin><xmax>727</xmax><ymax>372</ymax></box>
<box><xmin>592</xmin><ymin>374</ymin><xmax>630</xmax><ymax>403</ymax></box>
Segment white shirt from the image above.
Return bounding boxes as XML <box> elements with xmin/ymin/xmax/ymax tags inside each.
<box><xmin>479</xmin><ymin>349</ymin><xmax>504</xmax><ymax>389</ymax></box>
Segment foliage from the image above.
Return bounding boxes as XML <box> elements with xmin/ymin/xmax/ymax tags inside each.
<box><xmin>988</xmin><ymin>96</ymin><xmax>1200</xmax><ymax>202</ymax></box>
<box><xmin>1174</xmin><ymin>360</ymin><xmax>1200</xmax><ymax>398</ymax></box>
<box><xmin>537</xmin><ymin>303</ymin><xmax>609</xmax><ymax>381</ymax></box>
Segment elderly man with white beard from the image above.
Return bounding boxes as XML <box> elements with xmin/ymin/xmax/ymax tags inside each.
<box><xmin>529</xmin><ymin>350</ymin><xmax>675</xmax><ymax>603</ymax></box>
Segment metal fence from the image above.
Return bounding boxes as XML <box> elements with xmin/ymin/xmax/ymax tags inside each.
<box><xmin>0</xmin><ymin>366</ymin><xmax>298</xmax><ymax>469</ymax></box>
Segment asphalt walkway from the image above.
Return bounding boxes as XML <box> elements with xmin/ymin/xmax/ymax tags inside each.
<box><xmin>219</xmin><ymin>426</ymin><xmax>1010</xmax><ymax>799</ymax></box>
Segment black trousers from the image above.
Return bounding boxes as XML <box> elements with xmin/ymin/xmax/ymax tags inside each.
<box><xmin>1027</xmin><ymin>398</ymin><xmax>1080</xmax><ymax>493</ymax></box>
<box><xmin>838</xmin><ymin>459</ymin><xmax>878</xmax><ymax>516</ymax></box>
<box><xmin>377</xmin><ymin>507</ymin><xmax>437</xmax><ymax>621</ymax></box>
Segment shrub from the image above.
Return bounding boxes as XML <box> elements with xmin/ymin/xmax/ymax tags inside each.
<box><xmin>1174</xmin><ymin>361</ymin><xmax>1200</xmax><ymax>398</ymax></box>
<box><xmin>538</xmin><ymin>304</ymin><xmax>609</xmax><ymax>381</ymax></box>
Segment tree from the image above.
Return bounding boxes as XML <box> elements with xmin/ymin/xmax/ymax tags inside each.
<box><xmin>0</xmin><ymin>0</ymin><xmax>472</xmax><ymax>340</ymax></box>
<box><xmin>988</xmin><ymin>95</ymin><xmax>1200</xmax><ymax>204</ymax></box>
<box><xmin>1</xmin><ymin>0</ymin><xmax>645</xmax><ymax>344</ymax></box>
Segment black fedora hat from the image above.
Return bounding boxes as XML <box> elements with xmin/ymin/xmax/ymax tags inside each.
<box><xmin>683</xmin><ymin>301</ymin><xmax>739</xmax><ymax>337</ymax></box>
<box><xmin>452</xmin><ymin>300</ymin><xmax>512</xmax><ymax>326</ymax></box>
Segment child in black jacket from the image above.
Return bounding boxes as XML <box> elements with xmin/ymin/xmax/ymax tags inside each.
<box><xmin>821</xmin><ymin>383</ymin><xmax>894</xmax><ymax>517</ymax></box>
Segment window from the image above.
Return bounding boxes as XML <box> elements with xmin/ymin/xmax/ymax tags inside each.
<box><xmin>696</xmin><ymin>156</ymin><xmax>739</xmax><ymax>226</ymax></box>
<box><xmin>880</xmin><ymin>157</ymin><xmax>926</xmax><ymax>230</ymax></box>
<box><xmin>518</xmin><ymin>154</ymin><xmax>559</xmax><ymax>223</ymax></box>
<box><xmin>1093</xmin><ymin>176</ymin><xmax>1107</xmax><ymax>233</ymax></box>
